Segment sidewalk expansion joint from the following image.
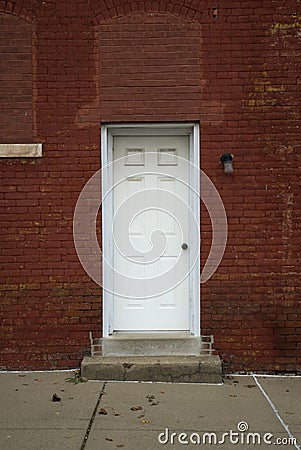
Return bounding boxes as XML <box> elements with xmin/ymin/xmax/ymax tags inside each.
<box><xmin>80</xmin><ymin>382</ymin><xmax>107</xmax><ymax>450</ymax></box>
<box><xmin>253</xmin><ymin>375</ymin><xmax>300</xmax><ymax>450</ymax></box>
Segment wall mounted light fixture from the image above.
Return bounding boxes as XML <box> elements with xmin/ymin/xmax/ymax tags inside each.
<box><xmin>220</xmin><ymin>153</ymin><xmax>234</xmax><ymax>174</ymax></box>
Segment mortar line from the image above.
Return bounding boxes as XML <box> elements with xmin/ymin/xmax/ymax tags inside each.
<box><xmin>253</xmin><ymin>375</ymin><xmax>300</xmax><ymax>450</ymax></box>
<box><xmin>80</xmin><ymin>382</ymin><xmax>107</xmax><ymax>450</ymax></box>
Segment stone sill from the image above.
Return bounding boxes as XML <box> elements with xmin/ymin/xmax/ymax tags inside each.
<box><xmin>0</xmin><ymin>144</ymin><xmax>42</xmax><ymax>158</ymax></box>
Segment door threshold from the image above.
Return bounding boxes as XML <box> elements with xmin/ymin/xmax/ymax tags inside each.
<box><xmin>108</xmin><ymin>331</ymin><xmax>196</xmax><ymax>340</ymax></box>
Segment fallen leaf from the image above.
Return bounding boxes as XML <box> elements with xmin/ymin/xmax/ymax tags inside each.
<box><xmin>130</xmin><ymin>405</ymin><xmax>143</xmax><ymax>411</ymax></box>
<box><xmin>52</xmin><ymin>393</ymin><xmax>61</xmax><ymax>402</ymax></box>
<box><xmin>65</xmin><ymin>375</ymin><xmax>87</xmax><ymax>384</ymax></box>
<box><xmin>140</xmin><ymin>419</ymin><xmax>149</xmax><ymax>424</ymax></box>
<box><xmin>99</xmin><ymin>408</ymin><xmax>108</xmax><ymax>415</ymax></box>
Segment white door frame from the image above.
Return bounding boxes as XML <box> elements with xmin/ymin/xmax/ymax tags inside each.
<box><xmin>101</xmin><ymin>122</ymin><xmax>200</xmax><ymax>337</ymax></box>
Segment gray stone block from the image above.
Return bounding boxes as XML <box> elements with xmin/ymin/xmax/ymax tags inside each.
<box><xmin>81</xmin><ymin>355</ymin><xmax>222</xmax><ymax>384</ymax></box>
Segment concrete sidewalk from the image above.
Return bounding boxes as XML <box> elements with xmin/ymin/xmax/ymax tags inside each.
<box><xmin>0</xmin><ymin>371</ymin><xmax>300</xmax><ymax>450</ymax></box>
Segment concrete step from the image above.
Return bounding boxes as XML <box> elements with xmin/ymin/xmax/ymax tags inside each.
<box><xmin>81</xmin><ymin>355</ymin><xmax>222</xmax><ymax>384</ymax></box>
<box><xmin>91</xmin><ymin>333</ymin><xmax>214</xmax><ymax>357</ymax></box>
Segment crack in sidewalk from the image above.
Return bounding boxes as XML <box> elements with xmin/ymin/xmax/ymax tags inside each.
<box><xmin>80</xmin><ymin>382</ymin><xmax>107</xmax><ymax>450</ymax></box>
<box><xmin>253</xmin><ymin>375</ymin><xmax>300</xmax><ymax>450</ymax></box>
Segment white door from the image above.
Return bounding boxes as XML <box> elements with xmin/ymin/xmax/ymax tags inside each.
<box><xmin>112</xmin><ymin>135</ymin><xmax>190</xmax><ymax>331</ymax></box>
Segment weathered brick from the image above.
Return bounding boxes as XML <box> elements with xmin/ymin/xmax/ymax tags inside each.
<box><xmin>0</xmin><ymin>0</ymin><xmax>300</xmax><ymax>372</ymax></box>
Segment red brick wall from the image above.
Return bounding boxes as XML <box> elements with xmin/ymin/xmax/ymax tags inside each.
<box><xmin>0</xmin><ymin>12</ymin><xmax>33</xmax><ymax>142</ymax></box>
<box><xmin>99</xmin><ymin>15</ymin><xmax>201</xmax><ymax>121</ymax></box>
<box><xmin>199</xmin><ymin>0</ymin><xmax>301</xmax><ymax>373</ymax></box>
<box><xmin>0</xmin><ymin>0</ymin><xmax>300</xmax><ymax>373</ymax></box>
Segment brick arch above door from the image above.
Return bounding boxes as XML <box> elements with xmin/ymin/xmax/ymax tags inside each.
<box><xmin>98</xmin><ymin>13</ymin><xmax>202</xmax><ymax>122</ymax></box>
<box><xmin>0</xmin><ymin>0</ymin><xmax>37</xmax><ymax>22</ymax></box>
<box><xmin>89</xmin><ymin>0</ymin><xmax>211</xmax><ymax>24</ymax></box>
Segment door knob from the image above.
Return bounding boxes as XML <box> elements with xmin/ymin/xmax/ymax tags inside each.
<box><xmin>181</xmin><ymin>243</ymin><xmax>188</xmax><ymax>250</ymax></box>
